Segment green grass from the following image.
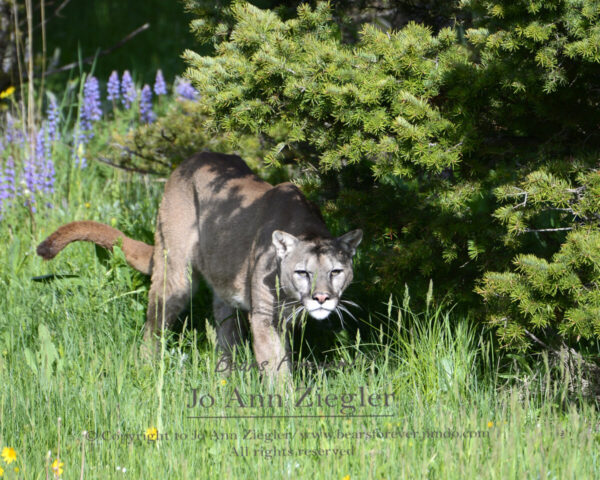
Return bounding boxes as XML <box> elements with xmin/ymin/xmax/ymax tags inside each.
<box><xmin>1</xmin><ymin>105</ymin><xmax>599</xmax><ymax>480</ymax></box>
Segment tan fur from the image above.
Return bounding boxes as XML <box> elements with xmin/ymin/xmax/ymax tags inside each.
<box><xmin>37</xmin><ymin>220</ymin><xmax>153</xmax><ymax>274</ymax></box>
<box><xmin>37</xmin><ymin>152</ymin><xmax>362</xmax><ymax>379</ymax></box>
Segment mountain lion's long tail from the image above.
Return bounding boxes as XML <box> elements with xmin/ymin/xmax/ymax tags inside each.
<box><xmin>37</xmin><ymin>221</ymin><xmax>153</xmax><ymax>275</ymax></box>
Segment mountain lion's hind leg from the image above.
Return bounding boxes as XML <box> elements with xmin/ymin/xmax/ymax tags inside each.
<box><xmin>142</xmin><ymin>247</ymin><xmax>196</xmax><ymax>355</ymax></box>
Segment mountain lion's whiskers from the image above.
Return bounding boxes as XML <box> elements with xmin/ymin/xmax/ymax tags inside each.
<box><xmin>335</xmin><ymin>306</ymin><xmax>346</xmax><ymax>330</ymax></box>
<box><xmin>340</xmin><ymin>299</ymin><xmax>361</xmax><ymax>309</ymax></box>
<box><xmin>336</xmin><ymin>304</ymin><xmax>358</xmax><ymax>323</ymax></box>
<box><xmin>285</xmin><ymin>305</ymin><xmax>305</xmax><ymax>324</ymax></box>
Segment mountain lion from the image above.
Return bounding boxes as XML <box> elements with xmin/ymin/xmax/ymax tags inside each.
<box><xmin>37</xmin><ymin>152</ymin><xmax>362</xmax><ymax>378</ymax></box>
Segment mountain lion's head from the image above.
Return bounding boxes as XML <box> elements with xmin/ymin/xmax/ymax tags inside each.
<box><xmin>272</xmin><ymin>229</ymin><xmax>363</xmax><ymax>321</ymax></box>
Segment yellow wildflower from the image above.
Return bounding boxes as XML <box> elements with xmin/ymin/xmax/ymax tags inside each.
<box><xmin>13</xmin><ymin>467</ymin><xmax>18</xmax><ymax>473</ymax></box>
<box><xmin>0</xmin><ymin>86</ymin><xmax>15</xmax><ymax>99</ymax></box>
<box><xmin>1</xmin><ymin>447</ymin><xmax>16</xmax><ymax>464</ymax></box>
<box><xmin>0</xmin><ymin>465</ymin><xmax>4</xmax><ymax>476</ymax></box>
<box><xmin>85</xmin><ymin>202</ymin><xmax>91</xmax><ymax>208</ymax></box>
<box><xmin>51</xmin><ymin>459</ymin><xmax>64</xmax><ymax>476</ymax></box>
<box><xmin>145</xmin><ymin>427</ymin><xmax>158</xmax><ymax>441</ymax></box>
<box><xmin>220</xmin><ymin>379</ymin><xmax>227</xmax><ymax>386</ymax></box>
<box><xmin>487</xmin><ymin>421</ymin><xmax>494</xmax><ymax>428</ymax></box>
<box><xmin>342</xmin><ymin>476</ymin><xmax>351</xmax><ymax>480</ymax></box>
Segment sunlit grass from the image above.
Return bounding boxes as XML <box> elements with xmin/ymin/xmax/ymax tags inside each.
<box><xmin>0</xmin><ymin>87</ymin><xmax>599</xmax><ymax>479</ymax></box>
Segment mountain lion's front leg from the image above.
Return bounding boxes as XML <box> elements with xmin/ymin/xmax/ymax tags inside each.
<box><xmin>213</xmin><ymin>295</ymin><xmax>248</xmax><ymax>356</ymax></box>
<box><xmin>249</xmin><ymin>310</ymin><xmax>290</xmax><ymax>381</ymax></box>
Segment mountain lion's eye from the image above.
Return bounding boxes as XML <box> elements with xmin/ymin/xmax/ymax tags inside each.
<box><xmin>294</xmin><ymin>270</ymin><xmax>309</xmax><ymax>277</ymax></box>
<box><xmin>330</xmin><ymin>269</ymin><xmax>343</xmax><ymax>277</ymax></box>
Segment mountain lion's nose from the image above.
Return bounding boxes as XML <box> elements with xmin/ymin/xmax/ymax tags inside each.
<box><xmin>313</xmin><ymin>293</ymin><xmax>330</xmax><ymax>304</ymax></box>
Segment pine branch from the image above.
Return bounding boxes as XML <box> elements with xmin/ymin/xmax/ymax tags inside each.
<box><xmin>96</xmin><ymin>156</ymin><xmax>163</xmax><ymax>176</ymax></box>
<box><xmin>112</xmin><ymin>144</ymin><xmax>172</xmax><ymax>169</ymax></box>
<box><xmin>33</xmin><ymin>0</ymin><xmax>73</xmax><ymax>31</ymax></box>
<box><xmin>524</xmin><ymin>227</ymin><xmax>574</xmax><ymax>233</ymax></box>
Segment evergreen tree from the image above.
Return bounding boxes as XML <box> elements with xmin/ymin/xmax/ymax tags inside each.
<box><xmin>460</xmin><ymin>0</ymin><xmax>600</xmax><ymax>350</ymax></box>
<box><xmin>119</xmin><ymin>1</ymin><xmax>600</xmax><ymax>354</ymax></box>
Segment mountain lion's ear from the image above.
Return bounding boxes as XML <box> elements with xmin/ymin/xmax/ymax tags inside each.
<box><xmin>272</xmin><ymin>230</ymin><xmax>299</xmax><ymax>259</ymax></box>
<box><xmin>337</xmin><ymin>229</ymin><xmax>363</xmax><ymax>256</ymax></box>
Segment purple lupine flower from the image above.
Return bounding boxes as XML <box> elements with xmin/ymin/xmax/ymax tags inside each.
<box><xmin>42</xmin><ymin>156</ymin><xmax>56</xmax><ymax>195</ymax></box>
<box><xmin>154</xmin><ymin>69</ymin><xmax>167</xmax><ymax>96</ymax></box>
<box><xmin>79</xmin><ymin>76</ymin><xmax>102</xmax><ymax>140</ymax></box>
<box><xmin>44</xmin><ymin>97</ymin><xmax>60</xmax><ymax>190</ymax></box>
<box><xmin>175</xmin><ymin>78</ymin><xmax>198</xmax><ymax>101</ymax></box>
<box><xmin>140</xmin><ymin>84</ymin><xmax>156</xmax><ymax>124</ymax></box>
<box><xmin>0</xmin><ymin>177</ymin><xmax>7</xmax><ymax>218</ymax></box>
<box><xmin>4</xmin><ymin>114</ymin><xmax>25</xmax><ymax>148</ymax></box>
<box><xmin>121</xmin><ymin>70</ymin><xmax>136</xmax><ymax>109</ymax></box>
<box><xmin>36</xmin><ymin>126</ymin><xmax>55</xmax><ymax>200</ymax></box>
<box><xmin>18</xmin><ymin>127</ymin><xmax>55</xmax><ymax>210</ymax></box>
<box><xmin>107</xmin><ymin>70</ymin><xmax>120</xmax><ymax>102</ymax></box>
<box><xmin>84</xmin><ymin>76</ymin><xmax>102</xmax><ymax>120</ymax></box>
<box><xmin>0</xmin><ymin>159</ymin><xmax>12</xmax><ymax>217</ymax></box>
<box><xmin>4</xmin><ymin>156</ymin><xmax>16</xmax><ymax>201</ymax></box>
<box><xmin>0</xmin><ymin>156</ymin><xmax>17</xmax><ymax>218</ymax></box>
<box><xmin>22</xmin><ymin>157</ymin><xmax>38</xmax><ymax>212</ymax></box>
<box><xmin>41</xmin><ymin>152</ymin><xmax>55</xmax><ymax>202</ymax></box>
<box><xmin>46</xmin><ymin>97</ymin><xmax>60</xmax><ymax>143</ymax></box>
<box><xmin>34</xmin><ymin>127</ymin><xmax>46</xmax><ymax>195</ymax></box>
<box><xmin>35</xmin><ymin>127</ymin><xmax>45</xmax><ymax>161</ymax></box>
<box><xmin>0</xmin><ymin>172</ymin><xmax>8</xmax><ymax>218</ymax></box>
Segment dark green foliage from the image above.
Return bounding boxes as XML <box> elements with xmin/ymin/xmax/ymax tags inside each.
<box><xmin>183</xmin><ymin>3</ymin><xmax>463</xmax><ymax>175</ymax></box>
<box><xmin>109</xmin><ymin>99</ymin><xmax>229</xmax><ymax>174</ymax></box>
<box><xmin>125</xmin><ymin>1</ymin><xmax>600</xmax><ymax>353</ymax></box>
<box><xmin>184</xmin><ymin>0</ymin><xmax>464</xmax><ymax>45</ymax></box>
<box><xmin>49</xmin><ymin>0</ymin><xmax>197</xmax><ymax>83</ymax></box>
<box><xmin>181</xmin><ymin>2</ymin><xmax>477</xmax><ymax>308</ymax></box>
<box><xmin>0</xmin><ymin>0</ymin><xmax>17</xmax><ymax>91</ymax></box>
<box><xmin>459</xmin><ymin>0</ymin><xmax>600</xmax><ymax>350</ymax></box>
<box><xmin>454</xmin><ymin>0</ymin><xmax>600</xmax><ymax>152</ymax></box>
